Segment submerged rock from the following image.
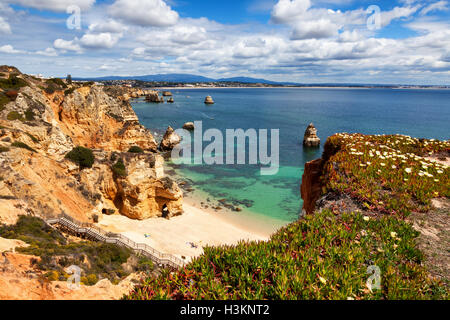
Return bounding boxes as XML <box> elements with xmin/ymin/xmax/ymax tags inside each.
<box><xmin>303</xmin><ymin>123</ymin><xmax>321</xmax><ymax>147</ymax></box>
<box><xmin>167</xmin><ymin>97</ymin><xmax>174</xmax><ymax>103</ymax></box>
<box><xmin>159</xmin><ymin>126</ymin><xmax>181</xmax><ymax>151</ymax></box>
<box><xmin>204</xmin><ymin>96</ymin><xmax>214</xmax><ymax>104</ymax></box>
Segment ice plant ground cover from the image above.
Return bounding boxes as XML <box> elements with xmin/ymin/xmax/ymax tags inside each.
<box><xmin>124</xmin><ymin>134</ymin><xmax>449</xmax><ymax>300</ymax></box>
<box><xmin>124</xmin><ymin>210</ymin><xmax>448</xmax><ymax>300</ymax></box>
<box><xmin>323</xmin><ymin>134</ymin><xmax>450</xmax><ymax>215</ymax></box>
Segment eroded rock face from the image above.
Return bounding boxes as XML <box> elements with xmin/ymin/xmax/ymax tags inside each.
<box><xmin>159</xmin><ymin>126</ymin><xmax>181</xmax><ymax>151</ymax></box>
<box><xmin>0</xmin><ymin>66</ymin><xmax>183</xmax><ymax>223</ymax></box>
<box><xmin>303</xmin><ymin>123</ymin><xmax>320</xmax><ymax>147</ymax></box>
<box><xmin>204</xmin><ymin>96</ymin><xmax>214</xmax><ymax>104</ymax></box>
<box><xmin>80</xmin><ymin>152</ymin><xmax>183</xmax><ymax>220</ymax></box>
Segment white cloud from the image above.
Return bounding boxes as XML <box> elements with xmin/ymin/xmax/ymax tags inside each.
<box><xmin>53</xmin><ymin>38</ymin><xmax>82</xmax><ymax>53</ymax></box>
<box><xmin>0</xmin><ymin>16</ymin><xmax>11</xmax><ymax>34</ymax></box>
<box><xmin>271</xmin><ymin>0</ymin><xmax>311</xmax><ymax>24</ymax></box>
<box><xmin>36</xmin><ymin>47</ymin><xmax>58</xmax><ymax>56</ymax></box>
<box><xmin>420</xmin><ymin>1</ymin><xmax>448</xmax><ymax>15</ymax></box>
<box><xmin>80</xmin><ymin>32</ymin><xmax>121</xmax><ymax>49</ymax></box>
<box><xmin>88</xmin><ymin>19</ymin><xmax>127</xmax><ymax>33</ymax></box>
<box><xmin>380</xmin><ymin>5</ymin><xmax>420</xmax><ymax>27</ymax></box>
<box><xmin>0</xmin><ymin>44</ymin><xmax>22</xmax><ymax>53</ymax></box>
<box><xmin>108</xmin><ymin>0</ymin><xmax>179</xmax><ymax>27</ymax></box>
<box><xmin>291</xmin><ymin>19</ymin><xmax>339</xmax><ymax>40</ymax></box>
<box><xmin>6</xmin><ymin>0</ymin><xmax>95</xmax><ymax>12</ymax></box>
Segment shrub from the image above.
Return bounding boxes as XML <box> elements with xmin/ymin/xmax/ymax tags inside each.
<box><xmin>0</xmin><ymin>75</ymin><xmax>28</xmax><ymax>90</ymax></box>
<box><xmin>128</xmin><ymin>146</ymin><xmax>144</xmax><ymax>153</ymax></box>
<box><xmin>112</xmin><ymin>159</ymin><xmax>127</xmax><ymax>177</ymax></box>
<box><xmin>11</xmin><ymin>141</ymin><xmax>36</xmax><ymax>152</ymax></box>
<box><xmin>46</xmin><ymin>78</ymin><xmax>67</xmax><ymax>89</ymax></box>
<box><xmin>0</xmin><ymin>146</ymin><xmax>9</xmax><ymax>153</ymax></box>
<box><xmin>24</xmin><ymin>108</ymin><xmax>35</xmax><ymax>121</ymax></box>
<box><xmin>65</xmin><ymin>146</ymin><xmax>95</xmax><ymax>169</ymax></box>
<box><xmin>0</xmin><ymin>93</ymin><xmax>10</xmax><ymax>111</ymax></box>
<box><xmin>64</xmin><ymin>88</ymin><xmax>75</xmax><ymax>96</ymax></box>
<box><xmin>6</xmin><ymin>111</ymin><xmax>23</xmax><ymax>121</ymax></box>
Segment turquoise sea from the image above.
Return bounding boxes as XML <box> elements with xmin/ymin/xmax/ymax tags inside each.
<box><xmin>131</xmin><ymin>88</ymin><xmax>450</xmax><ymax>228</ymax></box>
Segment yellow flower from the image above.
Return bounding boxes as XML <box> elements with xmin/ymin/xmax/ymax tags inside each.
<box><xmin>363</xmin><ymin>216</ymin><xmax>370</xmax><ymax>221</ymax></box>
<box><xmin>390</xmin><ymin>232</ymin><xmax>397</xmax><ymax>238</ymax></box>
<box><xmin>319</xmin><ymin>276</ymin><xmax>327</xmax><ymax>284</ymax></box>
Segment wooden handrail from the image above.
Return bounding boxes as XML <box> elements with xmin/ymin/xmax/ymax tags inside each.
<box><xmin>46</xmin><ymin>213</ymin><xmax>184</xmax><ymax>269</ymax></box>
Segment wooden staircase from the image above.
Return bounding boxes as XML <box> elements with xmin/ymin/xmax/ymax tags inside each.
<box><xmin>46</xmin><ymin>213</ymin><xmax>184</xmax><ymax>270</ymax></box>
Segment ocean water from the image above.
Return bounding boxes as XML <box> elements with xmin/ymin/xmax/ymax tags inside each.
<box><xmin>132</xmin><ymin>88</ymin><xmax>450</xmax><ymax>226</ymax></box>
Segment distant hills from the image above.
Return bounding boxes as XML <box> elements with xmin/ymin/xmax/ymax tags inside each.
<box><xmin>73</xmin><ymin>74</ymin><xmax>298</xmax><ymax>85</ymax></box>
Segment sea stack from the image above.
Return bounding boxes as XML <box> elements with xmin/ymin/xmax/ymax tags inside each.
<box><xmin>204</xmin><ymin>96</ymin><xmax>214</xmax><ymax>104</ymax></box>
<box><xmin>167</xmin><ymin>97</ymin><xmax>174</xmax><ymax>103</ymax></box>
<box><xmin>159</xmin><ymin>126</ymin><xmax>181</xmax><ymax>151</ymax></box>
<box><xmin>182</xmin><ymin>122</ymin><xmax>195</xmax><ymax>131</ymax></box>
<box><xmin>145</xmin><ymin>91</ymin><xmax>164</xmax><ymax>103</ymax></box>
<box><xmin>162</xmin><ymin>91</ymin><xmax>173</xmax><ymax>97</ymax></box>
<box><xmin>303</xmin><ymin>123</ymin><xmax>321</xmax><ymax>147</ymax></box>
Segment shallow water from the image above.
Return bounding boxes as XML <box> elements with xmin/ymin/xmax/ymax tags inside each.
<box><xmin>132</xmin><ymin>88</ymin><xmax>450</xmax><ymax>225</ymax></box>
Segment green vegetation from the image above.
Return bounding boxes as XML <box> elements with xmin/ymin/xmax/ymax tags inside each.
<box><xmin>0</xmin><ymin>146</ymin><xmax>10</xmax><ymax>153</ymax></box>
<box><xmin>64</xmin><ymin>87</ymin><xmax>75</xmax><ymax>96</ymax></box>
<box><xmin>65</xmin><ymin>146</ymin><xmax>95</xmax><ymax>169</ymax></box>
<box><xmin>6</xmin><ymin>111</ymin><xmax>23</xmax><ymax>121</ymax></box>
<box><xmin>0</xmin><ymin>93</ymin><xmax>10</xmax><ymax>111</ymax></box>
<box><xmin>25</xmin><ymin>132</ymin><xmax>39</xmax><ymax>143</ymax></box>
<box><xmin>24</xmin><ymin>107</ymin><xmax>35</xmax><ymax>121</ymax></box>
<box><xmin>0</xmin><ymin>74</ymin><xmax>28</xmax><ymax>90</ymax></box>
<box><xmin>125</xmin><ymin>210</ymin><xmax>447</xmax><ymax>300</ymax></box>
<box><xmin>112</xmin><ymin>159</ymin><xmax>127</xmax><ymax>177</ymax></box>
<box><xmin>323</xmin><ymin>134</ymin><xmax>450</xmax><ymax>215</ymax></box>
<box><xmin>46</xmin><ymin>78</ymin><xmax>67</xmax><ymax>88</ymax></box>
<box><xmin>0</xmin><ymin>216</ymin><xmax>155</xmax><ymax>285</ymax></box>
<box><xmin>11</xmin><ymin>141</ymin><xmax>36</xmax><ymax>152</ymax></box>
<box><xmin>128</xmin><ymin>146</ymin><xmax>144</xmax><ymax>153</ymax></box>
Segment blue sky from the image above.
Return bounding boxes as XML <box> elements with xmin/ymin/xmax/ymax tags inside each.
<box><xmin>0</xmin><ymin>0</ymin><xmax>449</xmax><ymax>84</ymax></box>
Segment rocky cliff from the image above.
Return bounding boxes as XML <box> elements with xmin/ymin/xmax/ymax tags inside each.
<box><xmin>0</xmin><ymin>66</ymin><xmax>183</xmax><ymax>224</ymax></box>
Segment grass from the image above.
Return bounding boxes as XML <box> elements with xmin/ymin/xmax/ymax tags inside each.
<box><xmin>24</xmin><ymin>108</ymin><xmax>35</xmax><ymax>121</ymax></box>
<box><xmin>0</xmin><ymin>216</ymin><xmax>155</xmax><ymax>285</ymax></box>
<box><xmin>0</xmin><ymin>93</ymin><xmax>10</xmax><ymax>111</ymax></box>
<box><xmin>125</xmin><ymin>209</ymin><xmax>447</xmax><ymax>300</ymax></box>
<box><xmin>65</xmin><ymin>146</ymin><xmax>95</xmax><ymax>169</ymax></box>
<box><xmin>11</xmin><ymin>141</ymin><xmax>36</xmax><ymax>152</ymax></box>
<box><xmin>322</xmin><ymin>134</ymin><xmax>450</xmax><ymax>215</ymax></box>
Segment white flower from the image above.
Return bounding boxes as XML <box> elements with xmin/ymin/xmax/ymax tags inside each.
<box><xmin>405</xmin><ymin>168</ymin><xmax>412</xmax><ymax>173</ymax></box>
<box><xmin>391</xmin><ymin>165</ymin><xmax>397</xmax><ymax>169</ymax></box>
<box><xmin>363</xmin><ymin>216</ymin><xmax>370</xmax><ymax>222</ymax></box>
<box><xmin>390</xmin><ymin>232</ymin><xmax>397</xmax><ymax>238</ymax></box>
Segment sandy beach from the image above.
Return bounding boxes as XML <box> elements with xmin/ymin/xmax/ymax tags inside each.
<box><xmin>98</xmin><ymin>200</ymin><xmax>271</xmax><ymax>263</ymax></box>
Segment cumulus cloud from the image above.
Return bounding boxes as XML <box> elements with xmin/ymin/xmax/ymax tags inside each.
<box><xmin>88</xmin><ymin>19</ymin><xmax>127</xmax><ymax>33</ymax></box>
<box><xmin>271</xmin><ymin>0</ymin><xmax>311</xmax><ymax>23</ymax></box>
<box><xmin>108</xmin><ymin>0</ymin><xmax>179</xmax><ymax>27</ymax></box>
<box><xmin>80</xmin><ymin>32</ymin><xmax>121</xmax><ymax>49</ymax></box>
<box><xmin>0</xmin><ymin>16</ymin><xmax>11</xmax><ymax>34</ymax></box>
<box><xmin>6</xmin><ymin>0</ymin><xmax>95</xmax><ymax>12</ymax></box>
<box><xmin>0</xmin><ymin>44</ymin><xmax>22</xmax><ymax>54</ymax></box>
<box><xmin>36</xmin><ymin>47</ymin><xmax>58</xmax><ymax>56</ymax></box>
<box><xmin>53</xmin><ymin>38</ymin><xmax>82</xmax><ymax>53</ymax></box>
